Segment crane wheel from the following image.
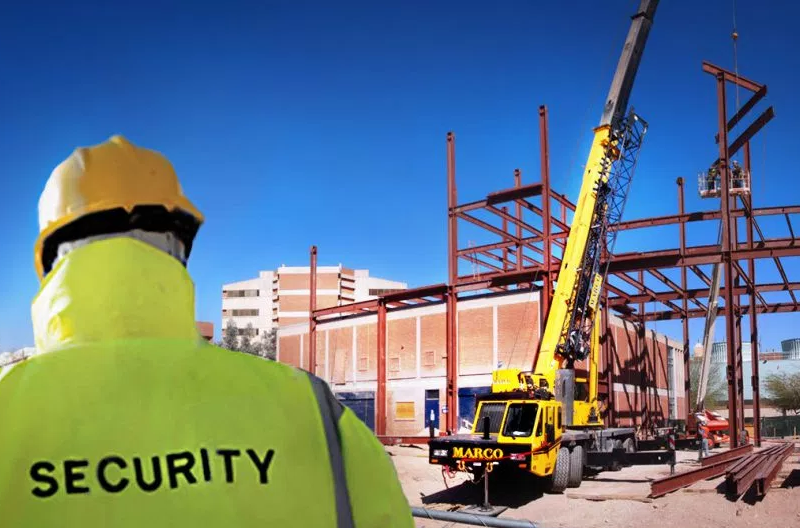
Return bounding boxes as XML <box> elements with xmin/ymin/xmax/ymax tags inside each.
<box><xmin>567</xmin><ymin>445</ymin><xmax>584</xmax><ymax>488</ymax></box>
<box><xmin>546</xmin><ymin>446</ymin><xmax>570</xmax><ymax>493</ymax></box>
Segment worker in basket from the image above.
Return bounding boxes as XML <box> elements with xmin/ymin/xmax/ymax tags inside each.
<box><xmin>0</xmin><ymin>135</ymin><xmax>412</xmax><ymax>528</ymax></box>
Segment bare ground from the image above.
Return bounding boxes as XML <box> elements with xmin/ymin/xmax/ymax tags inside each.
<box><xmin>388</xmin><ymin>443</ymin><xmax>800</xmax><ymax>528</ymax></box>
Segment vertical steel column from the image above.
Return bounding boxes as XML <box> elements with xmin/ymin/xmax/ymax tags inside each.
<box><xmin>309</xmin><ymin>245</ymin><xmax>318</xmax><ymax>374</ymax></box>
<box><xmin>732</xmin><ymin>193</ymin><xmax>745</xmax><ymax>439</ymax></box>
<box><xmin>638</xmin><ymin>271</ymin><xmax>646</xmax><ymax>429</ymax></box>
<box><xmin>376</xmin><ymin>300</ymin><xmax>387</xmax><ymax>436</ymax></box>
<box><xmin>446</xmin><ymin>132</ymin><xmax>459</xmax><ymax>434</ymax></box>
<box><xmin>744</xmin><ymin>141</ymin><xmax>761</xmax><ymax>446</ymax></box>
<box><xmin>502</xmin><ymin>206</ymin><xmax>510</xmax><ymax>271</ymax></box>
<box><xmin>514</xmin><ymin>168</ymin><xmax>523</xmax><ymax>273</ymax></box>
<box><xmin>716</xmin><ymin>73</ymin><xmax>741</xmax><ymax>448</ymax></box>
<box><xmin>539</xmin><ymin>105</ymin><xmax>553</xmax><ymax>325</ymax></box>
<box><xmin>677</xmin><ymin>178</ymin><xmax>691</xmax><ymax>421</ymax></box>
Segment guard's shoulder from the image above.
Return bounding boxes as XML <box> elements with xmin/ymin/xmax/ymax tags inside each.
<box><xmin>198</xmin><ymin>340</ymin><xmax>321</xmax><ymax>385</ymax></box>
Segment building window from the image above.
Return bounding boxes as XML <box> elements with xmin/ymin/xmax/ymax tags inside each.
<box><xmin>395</xmin><ymin>401</ymin><xmax>415</xmax><ymax>421</ymax></box>
<box><xmin>223</xmin><ymin>289</ymin><xmax>260</xmax><ymax>298</ymax></box>
<box><xmin>389</xmin><ymin>357</ymin><xmax>400</xmax><ymax>373</ymax></box>
<box><xmin>234</xmin><ymin>327</ymin><xmax>259</xmax><ymax>337</ymax></box>
<box><xmin>230</xmin><ymin>309</ymin><xmax>259</xmax><ymax>317</ymax></box>
<box><xmin>423</xmin><ymin>350</ymin><xmax>435</xmax><ymax>367</ymax></box>
<box><xmin>369</xmin><ymin>288</ymin><xmax>405</xmax><ymax>297</ymax></box>
<box><xmin>358</xmin><ymin>355</ymin><xmax>368</xmax><ymax>372</ymax></box>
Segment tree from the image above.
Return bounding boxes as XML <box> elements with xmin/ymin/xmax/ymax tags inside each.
<box><xmin>221</xmin><ymin>319</ymin><xmax>240</xmax><ymax>351</ymax></box>
<box><xmin>262</xmin><ymin>328</ymin><xmax>277</xmax><ymax>360</ymax></box>
<box><xmin>689</xmin><ymin>358</ymin><xmax>728</xmax><ymax>409</ymax></box>
<box><xmin>238</xmin><ymin>323</ymin><xmax>259</xmax><ymax>356</ymax></box>
<box><xmin>764</xmin><ymin>372</ymin><xmax>800</xmax><ymax>415</ymax></box>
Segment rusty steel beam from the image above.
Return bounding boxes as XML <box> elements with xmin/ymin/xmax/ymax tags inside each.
<box><xmin>309</xmin><ymin>245</ymin><xmax>318</xmax><ymax>374</ymax></box>
<box><xmin>384</xmin><ymin>284</ymin><xmax>448</xmax><ymax>303</ymax></box>
<box><xmin>460</xmin><ymin>253</ymin><xmax>505</xmax><ymax>274</ymax></box>
<box><xmin>648</xmin><ymin>269</ymin><xmax>707</xmax><ymax>311</ymax></box>
<box><xmin>731</xmin><ymin>261</ymin><xmax>770</xmax><ymax>308</ymax></box>
<box><xmin>756</xmin><ymin>443</ymin><xmax>794</xmax><ymax>496</ymax></box>
<box><xmin>650</xmin><ymin>459</ymin><xmax>737</xmax><ymax>497</ymax></box>
<box><xmin>606</xmin><ymin>237</ymin><xmax>800</xmax><ymax>273</ymax></box>
<box><xmin>612</xmin><ymin>205</ymin><xmax>800</xmax><ymax>232</ymax></box>
<box><xmin>715</xmin><ymin>85</ymin><xmax>768</xmax><ymax>144</ymax></box>
<box><xmin>486</xmin><ymin>182</ymin><xmax>543</xmax><ymax>204</ymax></box>
<box><xmin>702</xmin><ymin>61</ymin><xmax>763</xmax><ymax>92</ymax></box>
<box><xmin>642</xmin><ymin>301</ymin><xmax>800</xmax><ymax>321</ymax></box>
<box><xmin>725</xmin><ymin>107</ymin><xmax>775</xmax><ymax>160</ymax></box>
<box><xmin>486</xmin><ymin>204</ymin><xmax>541</xmax><ymax>237</ymax></box>
<box><xmin>607</xmin><ymin>281</ymin><xmax>800</xmax><ymax>307</ymax></box>
<box><xmin>700</xmin><ymin>444</ymin><xmax>753</xmax><ymax>467</ymax></box>
<box><xmin>314</xmin><ymin>299</ymin><xmax>380</xmax><ymax>318</ymax></box>
<box><xmin>517</xmin><ymin>198</ymin><xmax>571</xmax><ymax>232</ymax></box>
<box><xmin>742</xmin><ymin>200</ymin><xmax>798</xmax><ymax>307</ymax></box>
<box><xmin>615</xmin><ymin>272</ymin><xmax>683</xmax><ymax>313</ymax></box>
<box><xmin>376</xmin><ymin>301</ymin><xmax>387</xmax><ymax>436</ymax></box>
<box><xmin>690</xmin><ymin>265</ymin><xmax>713</xmax><ymax>287</ymax></box>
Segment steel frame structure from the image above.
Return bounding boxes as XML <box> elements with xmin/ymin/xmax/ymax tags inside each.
<box><xmin>306</xmin><ymin>62</ymin><xmax>797</xmax><ymax>447</ymax></box>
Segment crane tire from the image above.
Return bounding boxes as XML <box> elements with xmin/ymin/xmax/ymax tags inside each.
<box><xmin>547</xmin><ymin>446</ymin><xmax>570</xmax><ymax>493</ymax></box>
<box><xmin>567</xmin><ymin>445</ymin><xmax>584</xmax><ymax>488</ymax></box>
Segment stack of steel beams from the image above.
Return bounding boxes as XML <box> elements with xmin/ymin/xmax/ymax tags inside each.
<box><xmin>650</xmin><ymin>443</ymin><xmax>793</xmax><ymax>498</ymax></box>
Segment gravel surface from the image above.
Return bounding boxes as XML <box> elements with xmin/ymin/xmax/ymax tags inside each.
<box><xmin>387</xmin><ymin>442</ymin><xmax>800</xmax><ymax>528</ymax></box>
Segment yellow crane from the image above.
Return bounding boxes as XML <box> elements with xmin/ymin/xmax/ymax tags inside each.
<box><xmin>428</xmin><ymin>0</ymin><xmax>674</xmax><ymax>493</ymax></box>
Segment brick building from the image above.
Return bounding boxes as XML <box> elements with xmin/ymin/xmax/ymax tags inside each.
<box><xmin>222</xmin><ymin>265</ymin><xmax>405</xmax><ymax>338</ymax></box>
<box><xmin>277</xmin><ymin>289</ymin><xmax>686</xmax><ymax>435</ymax></box>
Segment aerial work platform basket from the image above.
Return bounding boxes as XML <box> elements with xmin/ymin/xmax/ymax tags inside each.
<box><xmin>698</xmin><ymin>160</ymin><xmax>750</xmax><ymax>198</ymax></box>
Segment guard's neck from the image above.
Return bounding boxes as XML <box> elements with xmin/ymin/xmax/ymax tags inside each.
<box><xmin>32</xmin><ymin>237</ymin><xmax>200</xmax><ymax>352</ymax></box>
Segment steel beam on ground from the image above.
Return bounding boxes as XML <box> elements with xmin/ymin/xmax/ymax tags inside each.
<box><xmin>650</xmin><ymin>459</ymin><xmax>737</xmax><ymax>497</ymax></box>
<box><xmin>700</xmin><ymin>444</ymin><xmax>753</xmax><ymax>467</ymax></box>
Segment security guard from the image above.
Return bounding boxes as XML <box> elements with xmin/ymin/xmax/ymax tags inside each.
<box><xmin>0</xmin><ymin>136</ymin><xmax>413</xmax><ymax>527</ymax></box>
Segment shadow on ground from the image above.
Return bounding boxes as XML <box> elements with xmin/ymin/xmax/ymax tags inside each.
<box><xmin>780</xmin><ymin>469</ymin><xmax>800</xmax><ymax>488</ymax></box>
<box><xmin>421</xmin><ymin>471</ymin><xmax>545</xmax><ymax>509</ymax></box>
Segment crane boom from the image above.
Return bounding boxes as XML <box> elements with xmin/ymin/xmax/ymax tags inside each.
<box><xmin>532</xmin><ymin>0</ymin><xmax>658</xmax><ymax>425</ymax></box>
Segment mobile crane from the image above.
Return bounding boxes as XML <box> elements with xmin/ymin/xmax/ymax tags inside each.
<box><xmin>428</xmin><ymin>0</ymin><xmax>675</xmax><ymax>493</ymax></box>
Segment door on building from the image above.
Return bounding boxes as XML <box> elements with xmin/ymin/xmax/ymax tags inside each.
<box><xmin>336</xmin><ymin>392</ymin><xmax>375</xmax><ymax>431</ymax></box>
<box><xmin>424</xmin><ymin>389</ymin><xmax>440</xmax><ymax>430</ymax></box>
<box><xmin>458</xmin><ymin>386</ymin><xmax>492</xmax><ymax>431</ymax></box>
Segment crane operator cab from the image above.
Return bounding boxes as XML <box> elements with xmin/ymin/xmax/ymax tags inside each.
<box><xmin>698</xmin><ymin>160</ymin><xmax>750</xmax><ymax>198</ymax></box>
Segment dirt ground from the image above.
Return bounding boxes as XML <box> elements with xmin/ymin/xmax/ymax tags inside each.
<box><xmin>387</xmin><ymin>442</ymin><xmax>800</xmax><ymax>528</ymax></box>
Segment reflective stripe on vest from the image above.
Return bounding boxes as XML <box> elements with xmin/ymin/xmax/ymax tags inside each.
<box><xmin>306</xmin><ymin>373</ymin><xmax>355</xmax><ymax>528</ymax></box>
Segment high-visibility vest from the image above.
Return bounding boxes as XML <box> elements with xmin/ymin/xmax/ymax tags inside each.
<box><xmin>0</xmin><ymin>238</ymin><xmax>412</xmax><ymax>527</ymax></box>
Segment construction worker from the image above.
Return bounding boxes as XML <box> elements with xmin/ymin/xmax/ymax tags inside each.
<box><xmin>697</xmin><ymin>424</ymin><xmax>710</xmax><ymax>461</ymax></box>
<box><xmin>0</xmin><ymin>136</ymin><xmax>413</xmax><ymax>527</ymax></box>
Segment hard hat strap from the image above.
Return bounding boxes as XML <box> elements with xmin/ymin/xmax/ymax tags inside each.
<box><xmin>53</xmin><ymin>230</ymin><xmax>187</xmax><ymax>269</ymax></box>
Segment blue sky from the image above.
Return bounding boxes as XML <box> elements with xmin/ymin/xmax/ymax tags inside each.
<box><xmin>1</xmin><ymin>0</ymin><xmax>799</xmax><ymax>351</ymax></box>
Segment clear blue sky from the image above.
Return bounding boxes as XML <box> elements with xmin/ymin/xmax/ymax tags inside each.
<box><xmin>1</xmin><ymin>1</ymin><xmax>799</xmax><ymax>351</ymax></box>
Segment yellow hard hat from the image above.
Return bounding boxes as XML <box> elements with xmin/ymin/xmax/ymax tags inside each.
<box><xmin>35</xmin><ymin>135</ymin><xmax>204</xmax><ymax>280</ymax></box>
